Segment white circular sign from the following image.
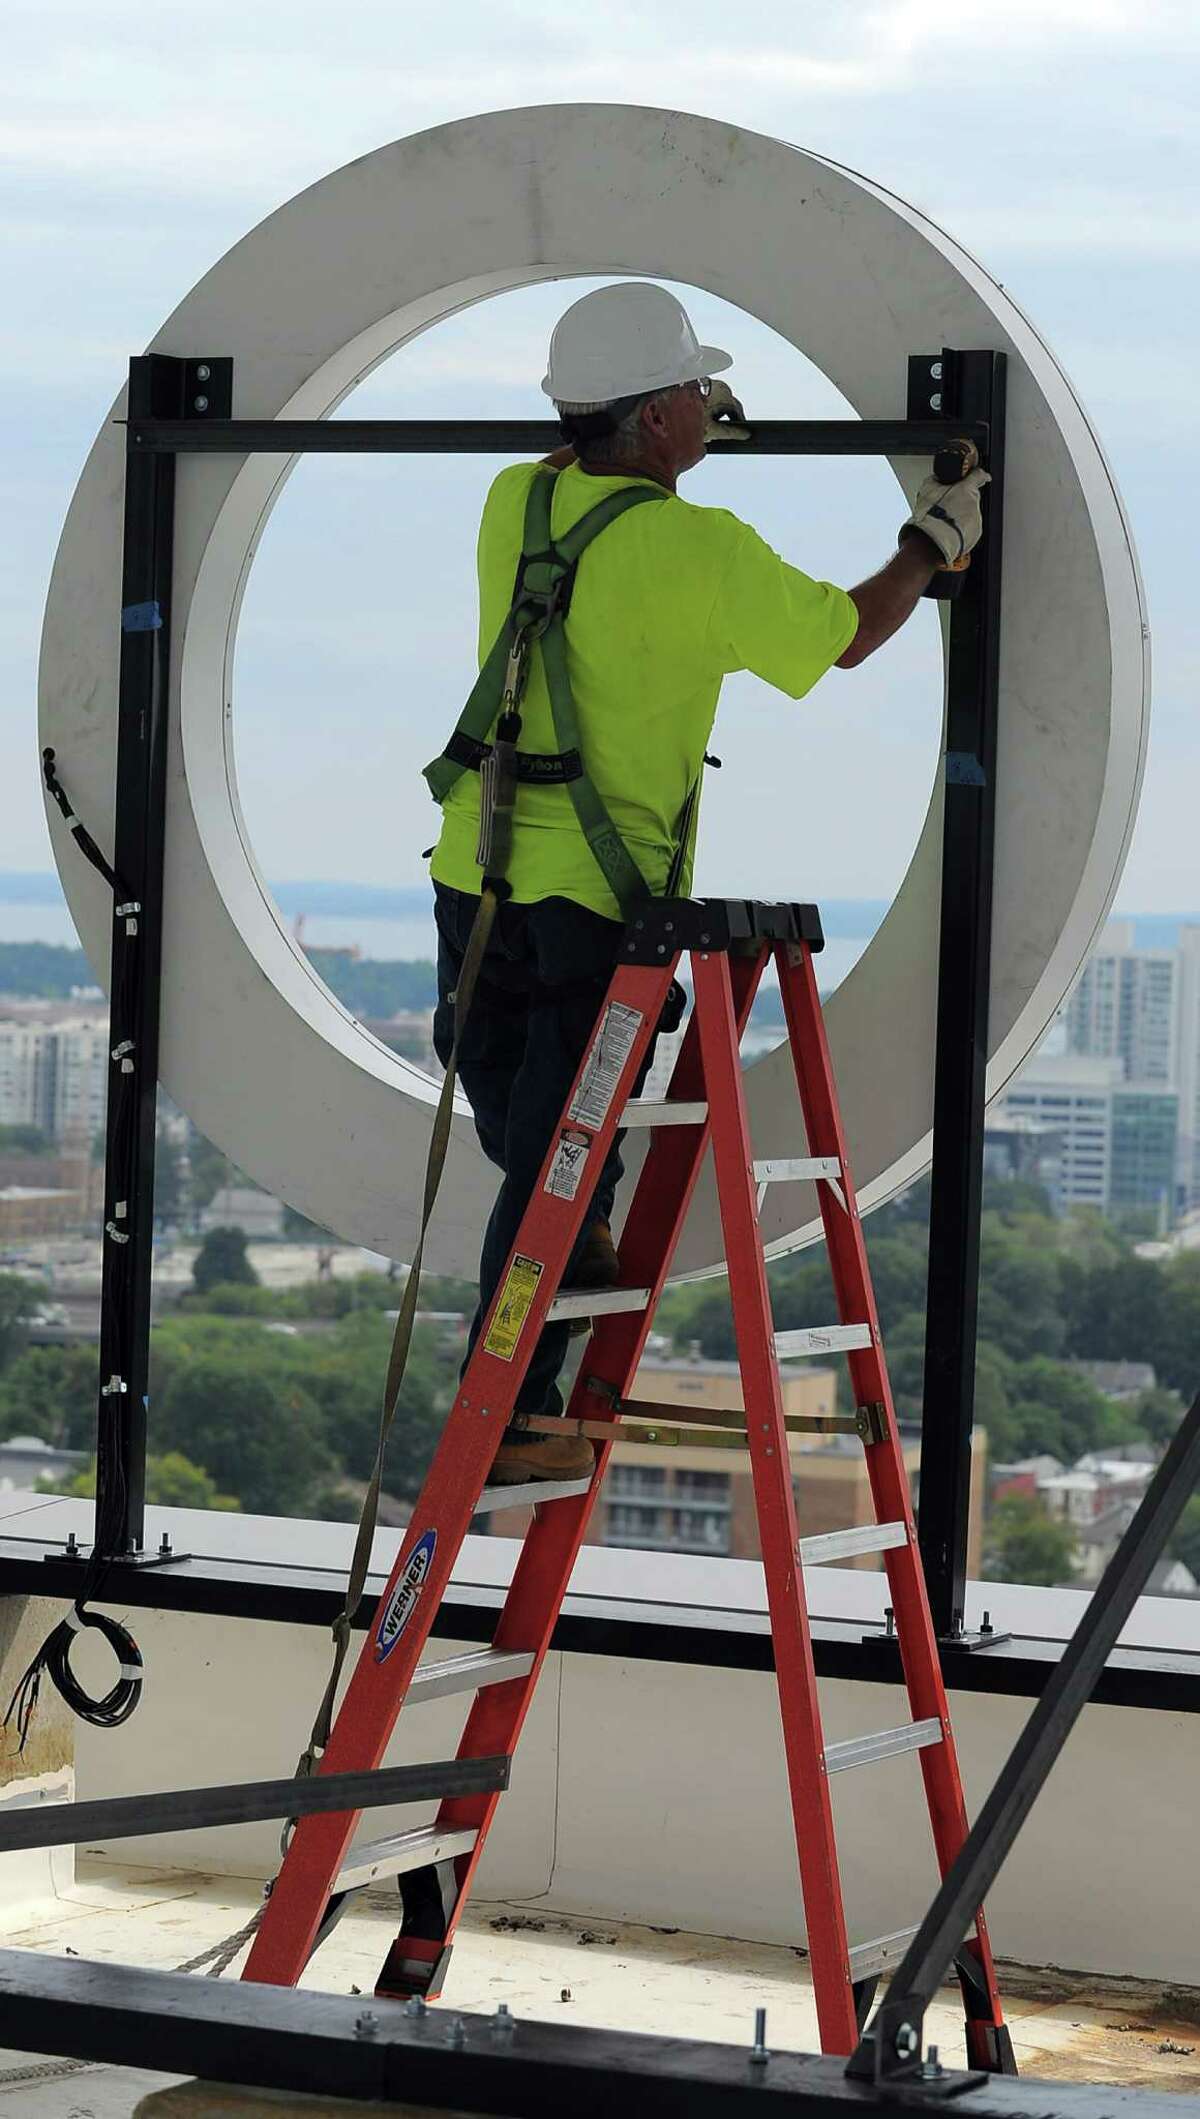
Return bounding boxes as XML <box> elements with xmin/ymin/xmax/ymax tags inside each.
<box><xmin>39</xmin><ymin>105</ymin><xmax>1148</xmax><ymax>1275</ymax></box>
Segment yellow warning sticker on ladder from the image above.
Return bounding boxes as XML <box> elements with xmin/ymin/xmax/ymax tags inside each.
<box><xmin>484</xmin><ymin>1253</ymin><xmax>544</xmax><ymax>1361</ymax></box>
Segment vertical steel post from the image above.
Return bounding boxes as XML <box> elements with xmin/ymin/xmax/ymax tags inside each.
<box><xmin>93</xmin><ymin>354</ymin><xmax>229</xmax><ymax>1559</ymax></box>
<box><xmin>915</xmin><ymin>350</ymin><xmax>1008</xmax><ymax>1640</ymax></box>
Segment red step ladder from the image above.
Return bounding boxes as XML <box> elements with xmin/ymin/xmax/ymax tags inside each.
<box><xmin>242</xmin><ymin>897</ymin><xmax>1009</xmax><ymax>2067</ymax></box>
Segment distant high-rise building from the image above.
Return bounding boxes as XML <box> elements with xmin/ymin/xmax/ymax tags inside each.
<box><xmin>1110</xmin><ymin>1085</ymin><xmax>1179</xmax><ymax>1226</ymax></box>
<box><xmin>0</xmin><ymin>1018</ymin><xmax>107</xmax><ymax>1141</ymax></box>
<box><xmin>992</xmin><ymin>1053</ymin><xmax>1120</xmax><ymax>1213</ymax></box>
<box><xmin>1065</xmin><ymin>919</ymin><xmax>1178</xmax><ymax>1086</ymax></box>
<box><xmin>1173</xmin><ymin>925</ymin><xmax>1200</xmax><ymax>1207</ymax></box>
<box><xmin>991</xmin><ymin>1050</ymin><xmax>1179</xmax><ymax>1223</ymax></box>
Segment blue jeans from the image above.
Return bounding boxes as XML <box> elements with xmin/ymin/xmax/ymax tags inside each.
<box><xmin>432</xmin><ymin>884</ymin><xmax>649</xmax><ymax>1420</ymax></box>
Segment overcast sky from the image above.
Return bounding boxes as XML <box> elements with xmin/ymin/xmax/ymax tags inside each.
<box><xmin>5</xmin><ymin>0</ymin><xmax>1199</xmax><ymax>917</ymax></box>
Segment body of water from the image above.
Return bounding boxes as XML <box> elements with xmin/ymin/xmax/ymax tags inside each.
<box><xmin>0</xmin><ymin>885</ymin><xmax>873</xmax><ymax>986</ymax></box>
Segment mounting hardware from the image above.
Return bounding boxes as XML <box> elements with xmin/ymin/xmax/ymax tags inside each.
<box><xmin>894</xmin><ymin>2022</ymin><xmax>919</xmax><ymax>2061</ymax></box>
<box><xmin>884</xmin><ymin>1606</ymin><xmax>895</xmax><ymax>1637</ymax></box>
<box><xmin>446</xmin><ymin>2016</ymin><xmax>467</xmax><ymax>2049</ymax></box>
<box><xmin>921</xmin><ymin>2043</ymin><xmax>944</xmax><ymax>2080</ymax></box>
<box><xmin>492</xmin><ymin>2002</ymin><xmax>516</xmax><ymax>2036</ymax></box>
<box><xmin>354</xmin><ymin>2010</ymin><xmax>378</xmax><ymax>2039</ymax></box>
<box><xmin>100</xmin><ymin>1375</ymin><xmax>128</xmax><ymax>1396</ymax></box>
<box><xmin>855</xmin><ymin>1401</ymin><xmax>888</xmax><ymax>1444</ymax></box>
<box><xmin>749</xmin><ymin>2005</ymin><xmax>771</xmax><ymax>2065</ymax></box>
<box><xmin>404</xmin><ymin>1996</ymin><xmax>427</xmax><ymax>2020</ymax></box>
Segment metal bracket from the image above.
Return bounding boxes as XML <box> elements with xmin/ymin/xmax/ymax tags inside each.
<box><xmin>849</xmin><ymin>1996</ymin><xmax>988</xmax><ymax>2095</ymax></box>
<box><xmin>855</xmin><ymin>1401</ymin><xmax>888</xmax><ymax>1444</ymax></box>
<box><xmin>47</xmin><ymin>1536</ymin><xmax>191</xmax><ymax>1569</ymax></box>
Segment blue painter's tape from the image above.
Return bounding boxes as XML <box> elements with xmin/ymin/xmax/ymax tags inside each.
<box><xmin>122</xmin><ymin>601</ymin><xmax>163</xmax><ymax>633</ymax></box>
<box><xmin>946</xmin><ymin>751</ymin><xmax>986</xmax><ymax>787</ymax></box>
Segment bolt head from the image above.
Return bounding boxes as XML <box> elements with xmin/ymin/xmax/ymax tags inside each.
<box><xmin>355</xmin><ymin>2010</ymin><xmax>378</xmax><ymax>2038</ymax></box>
<box><xmin>194</xmin><ymin>394</ymin><xmax>209</xmax><ymax>412</ymax></box>
<box><xmin>195</xmin><ymin>363</ymin><xmax>211</xmax><ymax>381</ymax></box>
<box><xmin>929</xmin><ymin>392</ymin><xmax>942</xmax><ymax>412</ymax></box>
<box><xmin>930</xmin><ymin>360</ymin><xmax>943</xmax><ymax>380</ymax></box>
<box><xmin>894</xmin><ymin>2023</ymin><xmax>919</xmax><ymax>2060</ymax></box>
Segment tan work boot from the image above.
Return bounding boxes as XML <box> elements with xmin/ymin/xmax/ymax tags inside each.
<box><xmin>564</xmin><ymin>1218</ymin><xmax>621</xmax><ymax>1292</ymax></box>
<box><xmin>490</xmin><ymin>1430</ymin><xmax>595</xmax><ymax>1485</ymax></box>
<box><xmin>563</xmin><ymin>1218</ymin><xmax>621</xmax><ymax>1337</ymax></box>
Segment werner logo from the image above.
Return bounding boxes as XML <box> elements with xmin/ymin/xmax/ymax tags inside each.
<box><xmin>375</xmin><ymin>1530</ymin><xmax>437</xmax><ymax>1662</ymax></box>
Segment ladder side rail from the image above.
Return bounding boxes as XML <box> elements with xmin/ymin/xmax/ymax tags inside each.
<box><xmin>774</xmin><ymin>940</ymin><xmax>1005</xmax><ymax>2037</ymax></box>
<box><xmin>243</xmin><ymin>959</ymin><xmax>678</xmax><ymax>1990</ymax></box>
<box><xmin>424</xmin><ymin>951</ymin><xmax>768</xmax><ymax>1934</ymax></box>
<box><xmin>693</xmin><ymin>948</ymin><xmax>858</xmax><ymax>2057</ymax></box>
<box><xmin>775</xmin><ymin>939</ymin><xmax>954</xmax><ymax>1714</ymax></box>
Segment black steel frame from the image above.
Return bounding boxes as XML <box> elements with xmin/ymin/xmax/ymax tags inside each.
<box><xmin>915</xmin><ymin>349</ymin><xmax>1008</xmax><ymax>1641</ymax></box>
<box><xmin>48</xmin><ymin>349</ymin><xmax>1004</xmax><ymax>1619</ymax></box>
<box><xmin>850</xmin><ymin>1382</ymin><xmax>1200</xmax><ymax>2084</ymax></box>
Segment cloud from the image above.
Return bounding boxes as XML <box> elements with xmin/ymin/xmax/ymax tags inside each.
<box><xmin>7</xmin><ymin>0</ymin><xmax>1200</xmax><ymax>912</ymax></box>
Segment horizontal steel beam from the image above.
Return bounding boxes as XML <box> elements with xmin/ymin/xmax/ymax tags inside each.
<box><xmin>125</xmin><ymin>416</ymin><xmax>990</xmax><ymax>458</ymax></box>
<box><xmin>0</xmin><ymin>1948</ymin><xmax>1142</xmax><ymax>2115</ymax></box>
<box><xmin>0</xmin><ymin>1754</ymin><xmax>508</xmax><ymax>1854</ymax></box>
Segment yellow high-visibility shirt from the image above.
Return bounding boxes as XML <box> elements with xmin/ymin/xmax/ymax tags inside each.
<box><xmin>429</xmin><ymin>460</ymin><xmax>858</xmax><ymax>920</ymax></box>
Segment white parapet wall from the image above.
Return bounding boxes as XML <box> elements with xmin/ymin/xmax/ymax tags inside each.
<box><xmin>45</xmin><ymin>1516</ymin><xmax>1200</xmax><ymax>1987</ymax></box>
<box><xmin>0</xmin><ymin>1595</ymin><xmax>75</xmax><ymax>1916</ymax></box>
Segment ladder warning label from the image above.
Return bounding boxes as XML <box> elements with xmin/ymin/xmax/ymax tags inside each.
<box><xmin>484</xmin><ymin>1253</ymin><xmax>544</xmax><ymax>1361</ymax></box>
<box><xmin>375</xmin><ymin>1528</ymin><xmax>437</xmax><ymax>1662</ymax></box>
<box><xmin>568</xmin><ymin>1002</ymin><xmax>643</xmax><ymax>1132</ymax></box>
<box><xmin>544</xmin><ymin>1127</ymin><xmax>591</xmax><ymax>1202</ymax></box>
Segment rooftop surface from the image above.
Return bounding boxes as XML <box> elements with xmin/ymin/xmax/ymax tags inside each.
<box><xmin>1</xmin><ymin>1861</ymin><xmax>1199</xmax><ymax>2113</ymax></box>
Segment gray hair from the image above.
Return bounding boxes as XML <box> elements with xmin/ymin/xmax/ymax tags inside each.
<box><xmin>555</xmin><ymin>391</ymin><xmax>662</xmax><ymax>463</ymax></box>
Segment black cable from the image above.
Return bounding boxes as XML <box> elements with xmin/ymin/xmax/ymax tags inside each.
<box><xmin>41</xmin><ymin>750</ymin><xmax>125</xmax><ymax>897</ymax></box>
<box><xmin>5</xmin><ymin>750</ymin><xmax>147</xmax><ymax>1740</ymax></box>
<box><xmin>6</xmin><ymin>1606</ymin><xmax>142</xmax><ymax>1746</ymax></box>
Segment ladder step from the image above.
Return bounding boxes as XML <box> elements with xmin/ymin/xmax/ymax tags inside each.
<box><xmin>753</xmin><ymin>1156</ymin><xmax>841</xmax><ymax>1183</ymax></box>
<box><xmin>848</xmin><ymin>1926</ymin><xmax>920</xmax><ymax>1983</ymax></box>
<box><xmin>334</xmin><ymin>1823</ymin><xmax>477</xmax><ymax>1896</ymax></box>
<box><xmin>623</xmin><ymin>1100</ymin><xmax>709</xmax><ymax>1128</ymax></box>
<box><xmin>473</xmin><ymin>1475</ymin><xmax>595</xmax><ymax>1512</ymax></box>
<box><xmin>547</xmin><ymin>1286</ymin><xmax>652</xmax><ymax>1322</ymax></box>
<box><xmin>799</xmin><ymin>1520</ymin><xmax>908</xmax><ymax>1566</ymax></box>
<box><xmin>774</xmin><ymin>1322</ymin><xmax>873</xmax><ymax>1359</ymax></box>
<box><xmin>824</xmin><ymin>1719</ymin><xmax>943</xmax><ymax>1775</ymax></box>
<box><xmin>408</xmin><ymin>1649</ymin><xmax>535</xmax><ymax>1704</ymax></box>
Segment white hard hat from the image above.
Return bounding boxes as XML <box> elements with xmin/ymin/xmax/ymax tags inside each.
<box><xmin>542</xmin><ymin>283</ymin><xmax>732</xmax><ymax>408</ymax></box>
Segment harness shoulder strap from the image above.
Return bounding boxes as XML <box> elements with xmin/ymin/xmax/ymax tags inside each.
<box><xmin>424</xmin><ymin>470</ymin><xmax>664</xmax><ymax>917</ymax></box>
<box><xmin>425</xmin><ymin>471</ymin><xmax>660</xmax><ymax>800</ymax></box>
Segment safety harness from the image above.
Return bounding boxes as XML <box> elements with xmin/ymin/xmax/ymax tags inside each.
<box><xmin>424</xmin><ymin>467</ymin><xmax>665</xmax><ymax>916</ymax></box>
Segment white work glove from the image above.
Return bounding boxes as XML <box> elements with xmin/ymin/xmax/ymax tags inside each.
<box><xmin>899</xmin><ymin>467</ymin><xmax>991</xmax><ymax>568</ymax></box>
<box><xmin>704</xmin><ymin>379</ymin><xmax>751</xmax><ymax>444</ymax></box>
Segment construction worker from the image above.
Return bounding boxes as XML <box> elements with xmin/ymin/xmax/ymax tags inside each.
<box><xmin>427</xmin><ymin>283</ymin><xmax>987</xmax><ymax>1484</ymax></box>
